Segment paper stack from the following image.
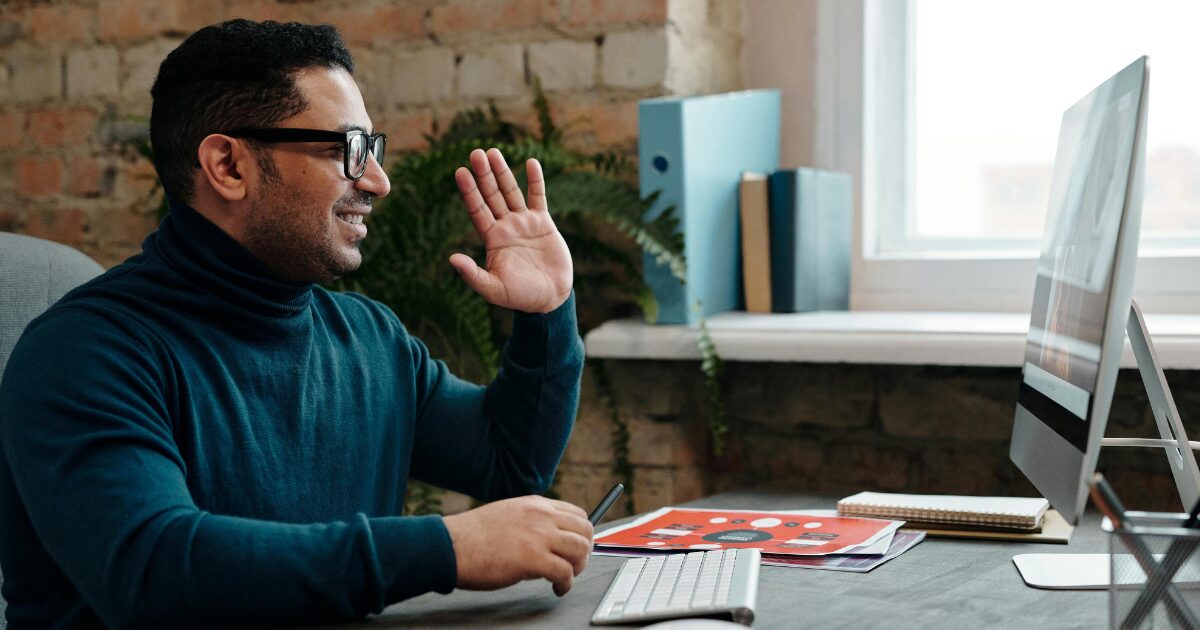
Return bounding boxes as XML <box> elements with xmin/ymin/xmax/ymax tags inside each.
<box><xmin>593</xmin><ymin>507</ymin><xmax>923</xmax><ymax>573</ymax></box>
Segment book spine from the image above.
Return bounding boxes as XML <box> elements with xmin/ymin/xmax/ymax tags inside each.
<box><xmin>638</xmin><ymin>99</ymin><xmax>688</xmax><ymax>324</ymax></box>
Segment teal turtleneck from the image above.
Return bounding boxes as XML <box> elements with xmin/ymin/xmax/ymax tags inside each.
<box><xmin>0</xmin><ymin>199</ymin><xmax>584</xmax><ymax>628</ymax></box>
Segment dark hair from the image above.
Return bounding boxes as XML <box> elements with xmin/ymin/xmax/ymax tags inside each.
<box><xmin>150</xmin><ymin>19</ymin><xmax>355</xmax><ymax>202</ymax></box>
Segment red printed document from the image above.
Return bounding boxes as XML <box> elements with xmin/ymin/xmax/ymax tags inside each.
<box><xmin>594</xmin><ymin>507</ymin><xmax>903</xmax><ymax>556</ymax></box>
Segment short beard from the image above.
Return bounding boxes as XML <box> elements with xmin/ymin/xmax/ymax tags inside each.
<box><xmin>242</xmin><ymin>151</ymin><xmax>370</xmax><ymax>284</ymax></box>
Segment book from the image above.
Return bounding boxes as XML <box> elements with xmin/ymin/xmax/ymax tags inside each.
<box><xmin>768</xmin><ymin>168</ymin><xmax>853</xmax><ymax>312</ymax></box>
<box><xmin>837</xmin><ymin>491</ymin><xmax>1050</xmax><ymax>530</ymax></box>
<box><xmin>638</xmin><ymin>90</ymin><xmax>781</xmax><ymax>324</ymax></box>
<box><xmin>739</xmin><ymin>172</ymin><xmax>771</xmax><ymax>313</ymax></box>
<box><xmin>910</xmin><ymin>509</ymin><xmax>1073</xmax><ymax>544</ymax></box>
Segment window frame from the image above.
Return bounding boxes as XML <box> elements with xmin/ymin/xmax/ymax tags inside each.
<box><xmin>809</xmin><ymin>0</ymin><xmax>1200</xmax><ymax>314</ymax></box>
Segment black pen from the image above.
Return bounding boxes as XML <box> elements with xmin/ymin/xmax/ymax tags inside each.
<box><xmin>589</xmin><ymin>483</ymin><xmax>624</xmax><ymax>525</ymax></box>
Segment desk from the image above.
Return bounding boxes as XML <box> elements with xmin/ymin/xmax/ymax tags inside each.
<box><xmin>358</xmin><ymin>491</ymin><xmax>1109</xmax><ymax>629</ymax></box>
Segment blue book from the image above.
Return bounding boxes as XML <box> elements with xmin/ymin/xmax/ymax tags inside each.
<box><xmin>768</xmin><ymin>168</ymin><xmax>853</xmax><ymax>312</ymax></box>
<box><xmin>638</xmin><ymin>90</ymin><xmax>781</xmax><ymax>324</ymax></box>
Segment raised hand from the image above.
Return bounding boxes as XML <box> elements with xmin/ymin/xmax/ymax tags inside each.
<box><xmin>442</xmin><ymin>496</ymin><xmax>594</xmax><ymax>596</ymax></box>
<box><xmin>450</xmin><ymin>148</ymin><xmax>573</xmax><ymax>314</ymax></box>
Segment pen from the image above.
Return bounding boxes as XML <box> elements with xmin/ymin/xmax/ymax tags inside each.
<box><xmin>589</xmin><ymin>483</ymin><xmax>624</xmax><ymax>525</ymax></box>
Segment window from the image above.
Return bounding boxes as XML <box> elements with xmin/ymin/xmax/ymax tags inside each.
<box><xmin>809</xmin><ymin>0</ymin><xmax>1200</xmax><ymax>312</ymax></box>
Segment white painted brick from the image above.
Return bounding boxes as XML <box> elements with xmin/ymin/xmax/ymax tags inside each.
<box><xmin>390</xmin><ymin>47</ymin><xmax>456</xmax><ymax>105</ymax></box>
<box><xmin>601</xmin><ymin>29</ymin><xmax>667</xmax><ymax>89</ymax></box>
<box><xmin>528</xmin><ymin>40</ymin><xmax>595</xmax><ymax>91</ymax></box>
<box><xmin>457</xmin><ymin>43</ymin><xmax>525</xmax><ymax>99</ymax></box>
<box><xmin>67</xmin><ymin>47</ymin><xmax>120</xmax><ymax>99</ymax></box>
<box><xmin>10</xmin><ymin>50</ymin><xmax>62</xmax><ymax>103</ymax></box>
<box><xmin>121</xmin><ymin>39</ymin><xmax>181</xmax><ymax>107</ymax></box>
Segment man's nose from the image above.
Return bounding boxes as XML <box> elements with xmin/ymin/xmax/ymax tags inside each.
<box><xmin>356</xmin><ymin>152</ymin><xmax>391</xmax><ymax>199</ymax></box>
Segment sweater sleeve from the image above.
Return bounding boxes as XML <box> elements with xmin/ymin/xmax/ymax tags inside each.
<box><xmin>0</xmin><ymin>307</ymin><xmax>456</xmax><ymax>628</ymax></box>
<box><xmin>408</xmin><ymin>292</ymin><xmax>585</xmax><ymax>501</ymax></box>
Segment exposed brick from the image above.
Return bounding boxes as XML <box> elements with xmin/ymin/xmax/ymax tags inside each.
<box><xmin>819</xmin><ymin>443</ymin><xmax>913</xmax><ymax>494</ymax></box>
<box><xmin>0</xmin><ymin>110</ymin><xmax>25</xmax><ymax>149</ymax></box>
<box><xmin>24</xmin><ymin>4</ymin><xmax>92</xmax><ymax>44</ymax></box>
<box><xmin>914</xmin><ymin>449</ymin><xmax>1024</xmax><ymax>496</ymax></box>
<box><xmin>626</xmin><ymin>415</ymin><xmax>706</xmax><ymax>466</ymax></box>
<box><xmin>560</xmin><ymin>98</ymin><xmax>639</xmax><ymax>148</ymax></box>
<box><xmin>97</xmin><ymin>0</ymin><xmax>177</xmax><ymax>43</ymax></box>
<box><xmin>121</xmin><ymin>39</ymin><xmax>181</xmax><ymax>108</ymax></box>
<box><xmin>554</xmin><ymin>463</ymin><xmax>627</xmax><ymax>518</ymax></box>
<box><xmin>10</xmin><ymin>50</ymin><xmax>63</xmax><ymax>103</ymax></box>
<box><xmin>529</xmin><ymin>40</ymin><xmax>595</xmax><ymax>91</ymax></box>
<box><xmin>457</xmin><ymin>43</ymin><xmax>525</xmax><ymax>99</ymax></box>
<box><xmin>0</xmin><ymin>211</ymin><xmax>17</xmax><ymax>232</ymax></box>
<box><xmin>878</xmin><ymin>366</ymin><xmax>1015</xmax><ymax>442</ymax></box>
<box><xmin>16</xmin><ymin>156</ymin><xmax>63</xmax><ymax>197</ymax></box>
<box><xmin>87</xmin><ymin>204</ymin><xmax>157</xmax><ymax>248</ymax></box>
<box><xmin>604</xmin><ymin>360</ymin><xmax>694</xmax><ymax>417</ymax></box>
<box><xmin>565</xmin><ymin>0</ymin><xmax>668</xmax><ymax>28</ymax></box>
<box><xmin>601</xmin><ymin>29</ymin><xmax>668</xmax><ymax>89</ymax></box>
<box><xmin>28</xmin><ymin>107</ymin><xmax>99</xmax><ymax>147</ymax></box>
<box><xmin>561</xmin><ymin>402</ymin><xmax>616</xmax><ymax>466</ymax></box>
<box><xmin>225</xmin><ymin>2</ymin><xmax>307</xmax><ymax>24</ymax></box>
<box><xmin>389</xmin><ymin>47</ymin><xmax>455</xmax><ymax>105</ymax></box>
<box><xmin>0</xmin><ymin>62</ymin><xmax>10</xmax><ymax>102</ymax></box>
<box><xmin>313</xmin><ymin>2</ymin><xmax>426</xmax><ymax>46</ymax></box>
<box><xmin>67</xmin><ymin>156</ymin><xmax>112</xmax><ymax>197</ymax></box>
<box><xmin>631</xmin><ymin>466</ymin><xmax>705</xmax><ymax>514</ymax></box>
<box><xmin>730</xmin><ymin>433</ymin><xmax>826</xmax><ymax>490</ymax></box>
<box><xmin>431</xmin><ymin>0</ymin><xmax>549</xmax><ymax>37</ymax></box>
<box><xmin>724</xmin><ymin>363</ymin><xmax>874</xmax><ymax>429</ymax></box>
<box><xmin>67</xmin><ymin>46</ymin><xmax>121</xmax><ymax>99</ymax></box>
<box><xmin>385</xmin><ymin>109</ymin><xmax>434</xmax><ymax>153</ymax></box>
<box><xmin>22</xmin><ymin>207</ymin><xmax>86</xmax><ymax>248</ymax></box>
<box><xmin>176</xmin><ymin>1</ymin><xmax>229</xmax><ymax>34</ymax></box>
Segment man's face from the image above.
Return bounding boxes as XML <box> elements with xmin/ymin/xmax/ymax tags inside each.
<box><xmin>242</xmin><ymin>66</ymin><xmax>391</xmax><ymax>284</ymax></box>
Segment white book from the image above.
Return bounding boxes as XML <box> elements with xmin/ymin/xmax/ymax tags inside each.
<box><xmin>837</xmin><ymin>492</ymin><xmax>1049</xmax><ymax>530</ymax></box>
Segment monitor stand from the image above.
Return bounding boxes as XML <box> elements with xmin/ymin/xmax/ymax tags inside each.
<box><xmin>1014</xmin><ymin>300</ymin><xmax>1200</xmax><ymax>590</ymax></box>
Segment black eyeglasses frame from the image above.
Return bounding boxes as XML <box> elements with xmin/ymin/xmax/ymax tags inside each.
<box><xmin>224</xmin><ymin>127</ymin><xmax>386</xmax><ymax>181</ymax></box>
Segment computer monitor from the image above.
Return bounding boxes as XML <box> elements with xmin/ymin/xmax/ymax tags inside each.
<box><xmin>1009</xmin><ymin>55</ymin><xmax>1151</xmax><ymax>526</ymax></box>
<box><xmin>1010</xmin><ymin>55</ymin><xmax>1200</xmax><ymax>588</ymax></box>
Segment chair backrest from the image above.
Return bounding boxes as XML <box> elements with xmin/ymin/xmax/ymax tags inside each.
<box><xmin>0</xmin><ymin>232</ymin><xmax>104</xmax><ymax>629</ymax></box>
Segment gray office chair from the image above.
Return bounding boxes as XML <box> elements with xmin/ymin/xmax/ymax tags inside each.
<box><xmin>0</xmin><ymin>232</ymin><xmax>105</xmax><ymax>629</ymax></box>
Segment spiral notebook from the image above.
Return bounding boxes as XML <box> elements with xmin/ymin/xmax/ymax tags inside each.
<box><xmin>837</xmin><ymin>492</ymin><xmax>1050</xmax><ymax>531</ymax></box>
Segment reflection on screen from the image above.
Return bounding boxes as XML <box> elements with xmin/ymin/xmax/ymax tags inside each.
<box><xmin>1024</xmin><ymin>90</ymin><xmax>1137</xmax><ymax>421</ymax></box>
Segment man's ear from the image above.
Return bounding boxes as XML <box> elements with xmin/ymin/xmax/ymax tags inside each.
<box><xmin>196</xmin><ymin>134</ymin><xmax>250</xmax><ymax>202</ymax></box>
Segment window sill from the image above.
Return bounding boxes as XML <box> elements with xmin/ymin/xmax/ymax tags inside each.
<box><xmin>583</xmin><ymin>311</ymin><xmax>1200</xmax><ymax>369</ymax></box>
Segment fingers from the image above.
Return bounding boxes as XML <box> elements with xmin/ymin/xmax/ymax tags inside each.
<box><xmin>468</xmin><ymin>148</ymin><xmax>512</xmax><ymax>219</ymax></box>
<box><xmin>545</xmin><ymin>555</ymin><xmax>575</xmax><ymax>597</ymax></box>
<box><xmin>488</xmin><ymin>148</ymin><xmax>528</xmax><ymax>213</ymax></box>
<box><xmin>448</xmin><ymin>253</ymin><xmax>507</xmax><ymax>304</ymax></box>
<box><xmin>526</xmin><ymin>158</ymin><xmax>547</xmax><ymax>211</ymax></box>
<box><xmin>455</xmin><ymin>167</ymin><xmax>495</xmax><ymax>235</ymax></box>
<box><xmin>549</xmin><ymin>530</ymin><xmax>592</xmax><ymax>578</ymax></box>
<box><xmin>550</xmin><ymin>498</ymin><xmax>589</xmax><ymax>521</ymax></box>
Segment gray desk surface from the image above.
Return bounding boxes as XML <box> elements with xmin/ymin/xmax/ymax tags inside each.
<box><xmin>356</xmin><ymin>491</ymin><xmax>1111</xmax><ymax>629</ymax></box>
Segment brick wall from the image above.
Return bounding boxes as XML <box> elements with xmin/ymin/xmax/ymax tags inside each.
<box><xmin>0</xmin><ymin>0</ymin><xmax>742</xmax><ymax>267</ymax></box>
<box><xmin>560</xmin><ymin>361</ymin><xmax>1200</xmax><ymax>518</ymax></box>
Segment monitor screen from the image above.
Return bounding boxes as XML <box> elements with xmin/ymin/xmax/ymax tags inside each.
<box><xmin>1010</xmin><ymin>56</ymin><xmax>1148</xmax><ymax>524</ymax></box>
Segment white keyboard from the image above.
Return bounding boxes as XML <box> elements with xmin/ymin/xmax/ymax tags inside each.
<box><xmin>591</xmin><ymin>549</ymin><xmax>760</xmax><ymax>626</ymax></box>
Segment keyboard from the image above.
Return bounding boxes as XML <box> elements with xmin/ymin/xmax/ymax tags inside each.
<box><xmin>591</xmin><ymin>549</ymin><xmax>760</xmax><ymax>626</ymax></box>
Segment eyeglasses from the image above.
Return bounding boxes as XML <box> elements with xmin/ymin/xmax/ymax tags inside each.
<box><xmin>225</xmin><ymin>127</ymin><xmax>387</xmax><ymax>181</ymax></box>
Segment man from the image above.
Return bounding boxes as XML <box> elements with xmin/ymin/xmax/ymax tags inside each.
<box><xmin>0</xmin><ymin>19</ymin><xmax>590</xmax><ymax>628</ymax></box>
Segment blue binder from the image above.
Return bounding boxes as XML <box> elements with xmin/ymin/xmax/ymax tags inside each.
<box><xmin>768</xmin><ymin>168</ymin><xmax>853</xmax><ymax>312</ymax></box>
<box><xmin>638</xmin><ymin>90</ymin><xmax>781</xmax><ymax>324</ymax></box>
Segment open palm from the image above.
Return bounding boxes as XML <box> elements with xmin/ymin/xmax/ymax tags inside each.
<box><xmin>449</xmin><ymin>148</ymin><xmax>573</xmax><ymax>313</ymax></box>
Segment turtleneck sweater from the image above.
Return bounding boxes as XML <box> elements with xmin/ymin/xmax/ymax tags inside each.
<box><xmin>0</xmin><ymin>199</ymin><xmax>584</xmax><ymax>629</ymax></box>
